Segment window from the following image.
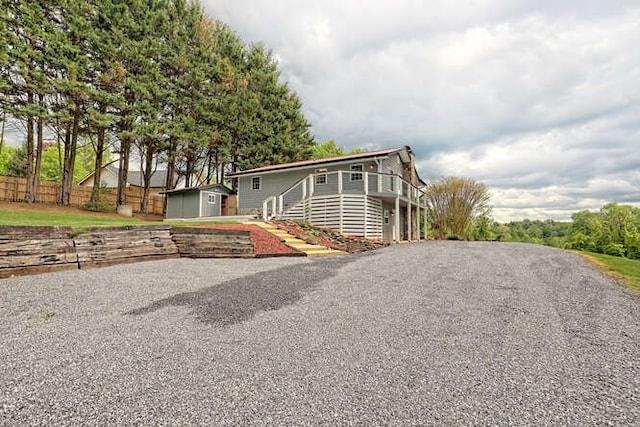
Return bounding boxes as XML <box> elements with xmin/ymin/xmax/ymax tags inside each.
<box><xmin>350</xmin><ymin>164</ymin><xmax>363</xmax><ymax>181</ymax></box>
<box><xmin>252</xmin><ymin>176</ymin><xmax>261</xmax><ymax>191</ymax></box>
<box><xmin>315</xmin><ymin>168</ymin><xmax>327</xmax><ymax>185</ymax></box>
<box><xmin>207</xmin><ymin>194</ymin><xmax>217</xmax><ymax>204</ymax></box>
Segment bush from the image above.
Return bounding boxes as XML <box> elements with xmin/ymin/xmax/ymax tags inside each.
<box><xmin>624</xmin><ymin>232</ymin><xmax>640</xmax><ymax>259</ymax></box>
<box><xmin>563</xmin><ymin>232</ymin><xmax>596</xmax><ymax>252</ymax></box>
<box><xmin>84</xmin><ymin>185</ymin><xmax>114</xmax><ymax>212</ymax></box>
<box><xmin>602</xmin><ymin>243</ymin><xmax>626</xmax><ymax>257</ymax></box>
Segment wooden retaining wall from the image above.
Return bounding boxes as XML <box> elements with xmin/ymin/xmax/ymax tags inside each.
<box><xmin>171</xmin><ymin>227</ymin><xmax>253</xmax><ymax>258</ymax></box>
<box><xmin>74</xmin><ymin>225</ymin><xmax>179</xmax><ymax>268</ymax></box>
<box><xmin>0</xmin><ymin>226</ymin><xmax>255</xmax><ymax>279</ymax></box>
<box><xmin>0</xmin><ymin>226</ymin><xmax>78</xmax><ymax>279</ymax></box>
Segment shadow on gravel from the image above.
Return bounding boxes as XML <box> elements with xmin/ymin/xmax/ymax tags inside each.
<box><xmin>126</xmin><ymin>255</ymin><xmax>358</xmax><ymax>326</ymax></box>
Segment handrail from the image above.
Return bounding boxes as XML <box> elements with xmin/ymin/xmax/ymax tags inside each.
<box><xmin>262</xmin><ymin>170</ymin><xmax>426</xmax><ymax>220</ymax></box>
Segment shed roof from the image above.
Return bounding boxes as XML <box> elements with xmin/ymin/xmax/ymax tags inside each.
<box><xmin>161</xmin><ymin>183</ymin><xmax>235</xmax><ymax>196</ymax></box>
<box><xmin>227</xmin><ymin>146</ymin><xmax>412</xmax><ymax>177</ymax></box>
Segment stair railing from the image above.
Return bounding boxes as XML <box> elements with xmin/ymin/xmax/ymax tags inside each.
<box><xmin>262</xmin><ymin>171</ymin><xmax>427</xmax><ymax>221</ymax></box>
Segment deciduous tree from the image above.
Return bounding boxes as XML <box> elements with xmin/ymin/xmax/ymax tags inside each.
<box><xmin>425</xmin><ymin>176</ymin><xmax>492</xmax><ymax>240</ymax></box>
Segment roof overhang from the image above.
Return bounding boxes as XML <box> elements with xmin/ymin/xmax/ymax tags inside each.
<box><xmin>228</xmin><ymin>146</ymin><xmax>412</xmax><ymax>177</ymax></box>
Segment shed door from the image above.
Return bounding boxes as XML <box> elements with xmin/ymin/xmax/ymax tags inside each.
<box><xmin>200</xmin><ymin>192</ymin><xmax>219</xmax><ymax>217</ymax></box>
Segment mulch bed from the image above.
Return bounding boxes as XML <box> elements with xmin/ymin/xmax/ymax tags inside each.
<box><xmin>200</xmin><ymin>221</ymin><xmax>389</xmax><ymax>257</ymax></box>
<box><xmin>272</xmin><ymin>220</ymin><xmax>391</xmax><ymax>253</ymax></box>
<box><xmin>200</xmin><ymin>224</ymin><xmax>303</xmax><ymax>257</ymax></box>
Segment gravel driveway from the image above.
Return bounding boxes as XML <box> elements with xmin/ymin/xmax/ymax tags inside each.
<box><xmin>1</xmin><ymin>241</ymin><xmax>638</xmax><ymax>425</ymax></box>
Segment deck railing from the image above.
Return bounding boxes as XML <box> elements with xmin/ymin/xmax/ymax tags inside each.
<box><xmin>263</xmin><ymin>171</ymin><xmax>426</xmax><ymax>220</ymax></box>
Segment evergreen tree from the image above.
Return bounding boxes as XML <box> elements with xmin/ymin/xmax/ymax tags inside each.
<box><xmin>3</xmin><ymin>0</ymin><xmax>56</xmax><ymax>202</ymax></box>
<box><xmin>1</xmin><ymin>0</ymin><xmax>317</xmax><ymax>210</ymax></box>
<box><xmin>85</xmin><ymin>0</ymin><xmax>126</xmax><ymax>206</ymax></box>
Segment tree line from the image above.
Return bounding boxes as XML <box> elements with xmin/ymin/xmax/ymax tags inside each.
<box><xmin>563</xmin><ymin>203</ymin><xmax>640</xmax><ymax>259</ymax></box>
<box><xmin>472</xmin><ymin>203</ymin><xmax>639</xmax><ymax>260</ymax></box>
<box><xmin>423</xmin><ymin>177</ymin><xmax>638</xmax><ymax>260</ymax></box>
<box><xmin>0</xmin><ymin>0</ymin><xmax>315</xmax><ymax>212</ymax></box>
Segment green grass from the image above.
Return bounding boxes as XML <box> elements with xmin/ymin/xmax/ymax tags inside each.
<box><xmin>0</xmin><ymin>209</ymin><xmax>154</xmax><ymax>227</ymax></box>
<box><xmin>165</xmin><ymin>220</ymin><xmax>241</xmax><ymax>226</ymax></box>
<box><xmin>579</xmin><ymin>251</ymin><xmax>640</xmax><ymax>293</ymax></box>
<box><xmin>0</xmin><ymin>207</ymin><xmax>241</xmax><ymax>228</ymax></box>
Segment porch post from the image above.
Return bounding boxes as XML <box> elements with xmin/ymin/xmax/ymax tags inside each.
<box><xmin>416</xmin><ymin>204</ymin><xmax>420</xmax><ymax>241</ymax></box>
<box><xmin>262</xmin><ymin>199</ymin><xmax>268</xmax><ymax>220</ymax></box>
<box><xmin>364</xmin><ymin>172</ymin><xmax>368</xmax><ymax>195</ymax></box>
<box><xmin>271</xmin><ymin>196</ymin><xmax>277</xmax><ymax>218</ymax></box>
<box><xmin>424</xmin><ymin>209</ymin><xmax>428</xmax><ymax>239</ymax></box>
<box><xmin>394</xmin><ymin>176</ymin><xmax>401</xmax><ymax>242</ymax></box>
<box><xmin>308</xmin><ymin>174</ymin><xmax>314</xmax><ymax>197</ymax></box>
<box><xmin>406</xmin><ymin>199</ymin><xmax>411</xmax><ymax>242</ymax></box>
<box><xmin>363</xmin><ymin>197</ymin><xmax>368</xmax><ymax>238</ymax></box>
<box><xmin>338</xmin><ymin>171</ymin><xmax>343</xmax><ymax>194</ymax></box>
<box><xmin>339</xmin><ymin>194</ymin><xmax>344</xmax><ymax>234</ymax></box>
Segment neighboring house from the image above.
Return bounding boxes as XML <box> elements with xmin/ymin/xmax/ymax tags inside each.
<box><xmin>78</xmin><ymin>165</ymin><xmax>200</xmax><ymax>194</ymax></box>
<box><xmin>227</xmin><ymin>146</ymin><xmax>427</xmax><ymax>241</ymax></box>
<box><xmin>162</xmin><ymin>184</ymin><xmax>236</xmax><ymax>219</ymax></box>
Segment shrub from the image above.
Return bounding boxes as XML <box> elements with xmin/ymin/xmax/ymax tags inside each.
<box><xmin>602</xmin><ymin>243</ymin><xmax>625</xmax><ymax>257</ymax></box>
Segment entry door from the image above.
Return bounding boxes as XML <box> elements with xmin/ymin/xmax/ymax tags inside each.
<box><xmin>383</xmin><ymin>208</ymin><xmax>394</xmax><ymax>240</ymax></box>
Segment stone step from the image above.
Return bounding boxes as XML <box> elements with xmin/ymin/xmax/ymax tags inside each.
<box><xmin>248</xmin><ymin>221</ymin><xmax>346</xmax><ymax>257</ymax></box>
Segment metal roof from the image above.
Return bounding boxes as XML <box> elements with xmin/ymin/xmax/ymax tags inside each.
<box><xmin>227</xmin><ymin>146</ymin><xmax>412</xmax><ymax>176</ymax></box>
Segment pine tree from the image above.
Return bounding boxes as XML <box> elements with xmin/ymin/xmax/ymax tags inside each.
<box><xmin>3</xmin><ymin>0</ymin><xmax>55</xmax><ymax>202</ymax></box>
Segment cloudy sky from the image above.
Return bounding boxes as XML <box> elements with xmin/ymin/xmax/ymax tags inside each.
<box><xmin>204</xmin><ymin>0</ymin><xmax>640</xmax><ymax>221</ymax></box>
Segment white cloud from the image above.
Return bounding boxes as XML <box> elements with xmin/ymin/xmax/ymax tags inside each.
<box><xmin>203</xmin><ymin>0</ymin><xmax>640</xmax><ymax>220</ymax></box>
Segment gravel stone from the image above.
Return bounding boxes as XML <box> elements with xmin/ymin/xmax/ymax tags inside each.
<box><xmin>1</xmin><ymin>242</ymin><xmax>638</xmax><ymax>425</ymax></box>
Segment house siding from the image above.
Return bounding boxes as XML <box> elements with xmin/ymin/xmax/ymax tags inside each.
<box><xmin>237</xmin><ymin>159</ymin><xmax>380</xmax><ymax>210</ymax></box>
<box><xmin>238</xmin><ymin>170</ymin><xmax>309</xmax><ymax>211</ymax></box>
<box><xmin>381</xmin><ymin>154</ymin><xmax>404</xmax><ymax>177</ymax></box>
<box><xmin>231</xmin><ymin>147</ymin><xmax>423</xmax><ymax>241</ymax></box>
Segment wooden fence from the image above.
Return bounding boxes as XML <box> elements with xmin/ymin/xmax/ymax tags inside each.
<box><xmin>0</xmin><ymin>176</ymin><xmax>165</xmax><ymax>216</ymax></box>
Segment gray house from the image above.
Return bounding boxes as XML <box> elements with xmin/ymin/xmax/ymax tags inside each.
<box><xmin>228</xmin><ymin>146</ymin><xmax>427</xmax><ymax>241</ymax></box>
<box><xmin>162</xmin><ymin>184</ymin><xmax>236</xmax><ymax>219</ymax></box>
